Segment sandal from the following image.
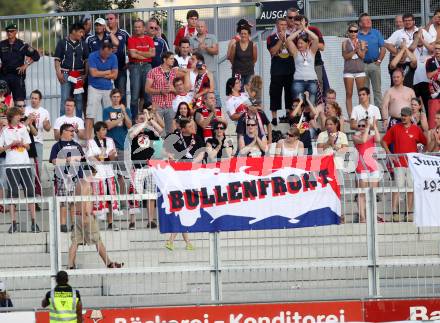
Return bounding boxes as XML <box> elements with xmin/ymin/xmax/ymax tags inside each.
<box><xmin>377</xmin><ymin>216</ymin><xmax>385</xmax><ymax>223</ymax></box>
<box><xmin>107</xmin><ymin>262</ymin><xmax>124</xmax><ymax>268</ymax></box>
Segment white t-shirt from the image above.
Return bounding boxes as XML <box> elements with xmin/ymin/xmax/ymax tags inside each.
<box><xmin>413</xmin><ymin>42</ymin><xmax>434</xmax><ymax>84</ymax></box>
<box><xmin>54</xmin><ymin>115</ymin><xmax>85</xmax><ymax>141</ymax></box>
<box><xmin>351</xmin><ymin>104</ymin><xmax>382</xmax><ymax>125</ymax></box>
<box><xmin>189</xmin><ymin>70</ymin><xmax>197</xmax><ymax>92</ymax></box>
<box><xmin>172</xmin><ymin>93</ymin><xmax>193</xmax><ymax>112</ymax></box>
<box><xmin>86</xmin><ymin>137</ymin><xmax>116</xmax><ymax>179</ymax></box>
<box><xmin>386</xmin><ymin>27</ymin><xmax>421</xmax><ymax>48</ymax></box>
<box><xmin>0</xmin><ymin>124</ymin><xmax>31</xmax><ymax>166</ymax></box>
<box><xmin>175</xmin><ymin>56</ymin><xmax>191</xmax><ymax>69</ymax></box>
<box><xmin>428</xmin><ymin>24</ymin><xmax>438</xmax><ymax>41</ymax></box>
<box><xmin>226</xmin><ymin>93</ymin><xmax>250</xmax><ymax>118</ymax></box>
<box><xmin>316</xmin><ymin>131</ymin><xmax>348</xmax><ymax>170</ymax></box>
<box><xmin>24</xmin><ymin>106</ymin><xmax>50</xmax><ymax>144</ymax></box>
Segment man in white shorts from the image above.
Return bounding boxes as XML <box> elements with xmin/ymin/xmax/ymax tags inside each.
<box><xmin>86</xmin><ymin>42</ymin><xmax>118</xmax><ymax>139</ymax></box>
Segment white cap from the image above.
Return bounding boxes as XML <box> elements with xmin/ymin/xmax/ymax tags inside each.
<box><xmin>0</xmin><ymin>281</ymin><xmax>5</xmax><ymax>292</ymax></box>
<box><xmin>94</xmin><ymin>18</ymin><xmax>106</xmax><ymax>26</ymax></box>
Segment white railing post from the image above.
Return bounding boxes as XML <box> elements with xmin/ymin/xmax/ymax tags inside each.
<box><xmin>367</xmin><ymin>187</ymin><xmax>380</xmax><ymax>297</ymax></box>
<box><xmin>167</xmin><ymin>8</ymin><xmax>175</xmax><ymax>50</ymax></box>
<box><xmin>48</xmin><ymin>196</ymin><xmax>59</xmax><ymax>289</ymax></box>
<box><xmin>210</xmin><ymin>232</ymin><xmax>222</xmax><ymax>302</ymax></box>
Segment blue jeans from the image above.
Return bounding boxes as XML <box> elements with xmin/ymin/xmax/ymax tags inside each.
<box><xmin>129</xmin><ymin>63</ymin><xmax>152</xmax><ymax>120</ymax></box>
<box><xmin>291</xmin><ymin>80</ymin><xmax>318</xmax><ymax>105</ymax></box>
<box><xmin>60</xmin><ymin>72</ymin><xmax>83</xmax><ymax>117</ymax></box>
<box><xmin>115</xmin><ymin>68</ymin><xmax>127</xmax><ymax>105</ymax></box>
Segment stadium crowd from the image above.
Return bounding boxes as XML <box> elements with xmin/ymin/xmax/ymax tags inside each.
<box><xmin>0</xmin><ymin>8</ymin><xmax>440</xmax><ymax>257</ymax></box>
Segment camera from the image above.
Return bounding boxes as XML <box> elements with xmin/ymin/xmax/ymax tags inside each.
<box><xmin>196</xmin><ymin>62</ymin><xmax>204</xmax><ymax>70</ymax></box>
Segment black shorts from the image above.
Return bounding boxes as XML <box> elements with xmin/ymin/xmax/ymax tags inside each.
<box><xmin>269</xmin><ymin>74</ymin><xmax>293</xmax><ymax>111</ymax></box>
<box><xmin>6</xmin><ymin>167</ymin><xmax>35</xmax><ymax>198</ymax></box>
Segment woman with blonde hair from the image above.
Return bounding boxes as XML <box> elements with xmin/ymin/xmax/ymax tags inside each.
<box><xmin>274</xmin><ymin>126</ymin><xmax>304</xmax><ymax>156</ymax></box>
<box><xmin>245</xmin><ymin>74</ymin><xmax>263</xmax><ymax>105</ymax></box>
<box><xmin>342</xmin><ymin>23</ymin><xmax>367</xmax><ymax>117</ymax></box>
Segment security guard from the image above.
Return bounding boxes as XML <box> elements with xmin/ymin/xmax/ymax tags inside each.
<box><xmin>0</xmin><ymin>23</ymin><xmax>40</xmax><ymax>100</ymax></box>
<box><xmin>42</xmin><ymin>270</ymin><xmax>83</xmax><ymax>323</ymax></box>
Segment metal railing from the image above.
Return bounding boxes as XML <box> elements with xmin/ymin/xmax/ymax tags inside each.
<box><xmin>0</xmin><ymin>154</ymin><xmax>439</xmax><ymax>308</ymax></box>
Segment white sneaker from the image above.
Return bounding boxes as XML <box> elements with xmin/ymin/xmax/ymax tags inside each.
<box><xmin>95</xmin><ymin>210</ymin><xmax>107</xmax><ymax>221</ymax></box>
<box><xmin>112</xmin><ymin>209</ymin><xmax>124</xmax><ymax>218</ymax></box>
<box><xmin>129</xmin><ymin>208</ymin><xmax>141</xmax><ymax>215</ymax></box>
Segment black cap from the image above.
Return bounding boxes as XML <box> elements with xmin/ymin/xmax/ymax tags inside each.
<box><xmin>5</xmin><ymin>23</ymin><xmax>17</xmax><ymax>31</ymax></box>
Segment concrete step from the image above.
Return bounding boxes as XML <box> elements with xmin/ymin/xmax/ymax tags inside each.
<box><xmin>0</xmin><ymin>243</ymin><xmax>47</xmax><ymax>254</ymax></box>
<box><xmin>13</xmin><ymin>292</ymin><xmax>213</xmax><ymax>309</ymax></box>
<box><xmin>102</xmin><ymin>275</ymin><xmax>192</xmax><ymax>295</ymax></box>
<box><xmin>1</xmin><ymin>253</ymin><xmax>50</xmax><ymax>270</ymax></box>
<box><xmin>11</xmin><ymin>286</ymin><xmax>102</xmax><ymax>299</ymax></box>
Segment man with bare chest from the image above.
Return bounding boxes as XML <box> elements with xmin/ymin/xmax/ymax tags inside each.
<box><xmin>382</xmin><ymin>69</ymin><xmax>415</xmax><ymax>129</ymax></box>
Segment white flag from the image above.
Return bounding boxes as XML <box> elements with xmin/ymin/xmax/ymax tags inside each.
<box><xmin>408</xmin><ymin>153</ymin><xmax>440</xmax><ymax>226</ymax></box>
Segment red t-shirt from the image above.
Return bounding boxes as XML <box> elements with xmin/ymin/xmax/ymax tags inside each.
<box><xmin>127</xmin><ymin>35</ymin><xmax>154</xmax><ymax>63</ymax></box>
<box><xmin>174</xmin><ymin>26</ymin><xmax>197</xmax><ymax>47</ymax></box>
<box><xmin>355</xmin><ymin>136</ymin><xmax>379</xmax><ymax>173</ymax></box>
<box><xmin>382</xmin><ymin>123</ymin><xmax>427</xmax><ymax>167</ymax></box>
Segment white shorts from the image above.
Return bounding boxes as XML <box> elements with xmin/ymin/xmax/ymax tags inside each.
<box><xmin>86</xmin><ymin>86</ymin><xmax>112</xmax><ymax>120</ymax></box>
<box><xmin>356</xmin><ymin>170</ymin><xmax>381</xmax><ymax>181</ymax></box>
<box><xmin>394</xmin><ymin>167</ymin><xmax>413</xmax><ymax>189</ymax></box>
<box><xmin>343</xmin><ymin>72</ymin><xmax>366</xmax><ymax>79</ymax></box>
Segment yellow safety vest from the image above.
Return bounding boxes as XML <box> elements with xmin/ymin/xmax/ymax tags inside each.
<box><xmin>49</xmin><ymin>287</ymin><xmax>78</xmax><ymax>323</ymax></box>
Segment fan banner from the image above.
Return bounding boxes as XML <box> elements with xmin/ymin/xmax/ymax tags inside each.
<box><xmin>408</xmin><ymin>153</ymin><xmax>440</xmax><ymax>226</ymax></box>
<box><xmin>149</xmin><ymin>156</ymin><xmax>341</xmax><ymax>233</ymax></box>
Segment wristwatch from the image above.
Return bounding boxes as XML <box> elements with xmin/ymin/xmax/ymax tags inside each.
<box><xmin>376</xmin><ymin>59</ymin><xmax>382</xmax><ymax>63</ymax></box>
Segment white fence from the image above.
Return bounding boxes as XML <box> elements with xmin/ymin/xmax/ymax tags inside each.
<box><xmin>0</xmin><ymin>156</ymin><xmax>439</xmax><ymax>309</ymax></box>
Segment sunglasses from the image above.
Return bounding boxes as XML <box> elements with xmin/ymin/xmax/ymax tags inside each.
<box><xmin>287</xmin><ymin>16</ymin><xmax>295</xmax><ymax>19</ymax></box>
<box><xmin>216</xmin><ymin>127</ymin><xmax>225</xmax><ymax>130</ymax></box>
<box><xmin>149</xmin><ymin>26</ymin><xmax>159</xmax><ymax>30</ymax></box>
<box><xmin>16</xmin><ymin>105</ymin><xmax>26</xmax><ymax>108</ymax></box>
<box><xmin>348</xmin><ymin>30</ymin><xmax>358</xmax><ymax>33</ymax></box>
<box><xmin>358</xmin><ymin>124</ymin><xmax>366</xmax><ymax>128</ymax></box>
<box><xmin>287</xmin><ymin>133</ymin><xmax>297</xmax><ymax>137</ymax></box>
<box><xmin>247</xmin><ymin>124</ymin><xmax>256</xmax><ymax>127</ymax></box>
